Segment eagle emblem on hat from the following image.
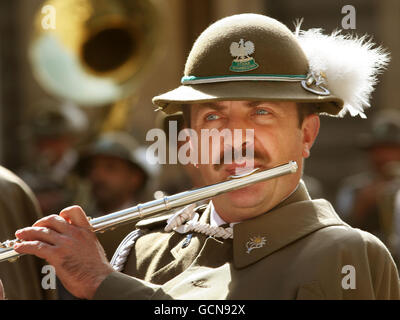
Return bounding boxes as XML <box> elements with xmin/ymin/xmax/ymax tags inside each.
<box><xmin>229</xmin><ymin>39</ymin><xmax>259</xmax><ymax>72</ymax></box>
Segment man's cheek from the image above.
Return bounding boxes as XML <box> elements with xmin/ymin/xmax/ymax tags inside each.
<box><xmin>198</xmin><ymin>164</ymin><xmax>218</xmax><ymax>183</ymax></box>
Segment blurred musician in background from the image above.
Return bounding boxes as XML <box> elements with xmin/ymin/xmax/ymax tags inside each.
<box><xmin>337</xmin><ymin>110</ymin><xmax>400</xmax><ymax>265</ymax></box>
<box><xmin>76</xmin><ymin>131</ymin><xmax>159</xmax><ymax>259</ymax></box>
<box><xmin>19</xmin><ymin>100</ymin><xmax>88</xmax><ymax>217</ymax></box>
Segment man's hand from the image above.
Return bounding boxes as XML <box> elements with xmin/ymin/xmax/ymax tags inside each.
<box><xmin>0</xmin><ymin>279</ymin><xmax>4</xmax><ymax>300</ymax></box>
<box><xmin>14</xmin><ymin>206</ymin><xmax>114</xmax><ymax>299</ymax></box>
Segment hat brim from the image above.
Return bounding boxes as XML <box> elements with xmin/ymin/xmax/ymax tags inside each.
<box><xmin>153</xmin><ymin>81</ymin><xmax>344</xmax><ymax>115</ymax></box>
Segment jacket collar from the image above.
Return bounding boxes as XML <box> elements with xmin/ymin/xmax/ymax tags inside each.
<box><xmin>232</xmin><ymin>181</ymin><xmax>346</xmax><ymax>269</ymax></box>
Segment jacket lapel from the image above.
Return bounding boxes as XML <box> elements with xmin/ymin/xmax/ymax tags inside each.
<box><xmin>233</xmin><ymin>181</ymin><xmax>346</xmax><ymax>269</ymax></box>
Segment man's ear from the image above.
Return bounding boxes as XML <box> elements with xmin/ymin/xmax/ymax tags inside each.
<box><xmin>301</xmin><ymin>114</ymin><xmax>320</xmax><ymax>159</ymax></box>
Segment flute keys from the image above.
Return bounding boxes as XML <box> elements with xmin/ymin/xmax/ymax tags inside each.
<box><xmin>0</xmin><ymin>240</ymin><xmax>22</xmax><ymax>263</ymax></box>
<box><xmin>0</xmin><ymin>239</ymin><xmax>22</xmax><ymax>248</ymax></box>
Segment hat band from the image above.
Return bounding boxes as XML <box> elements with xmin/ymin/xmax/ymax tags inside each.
<box><xmin>181</xmin><ymin>74</ymin><xmax>307</xmax><ymax>85</ymax></box>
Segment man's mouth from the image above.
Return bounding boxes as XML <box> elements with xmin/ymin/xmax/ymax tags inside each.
<box><xmin>224</xmin><ymin>162</ymin><xmax>264</xmax><ymax>177</ymax></box>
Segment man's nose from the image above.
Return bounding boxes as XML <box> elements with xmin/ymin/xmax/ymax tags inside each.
<box><xmin>221</xmin><ymin>131</ymin><xmax>255</xmax><ymax>163</ymax></box>
<box><xmin>223</xmin><ymin>117</ymin><xmax>254</xmax><ymax>147</ymax></box>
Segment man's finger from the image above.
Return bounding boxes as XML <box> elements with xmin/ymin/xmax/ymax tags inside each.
<box><xmin>13</xmin><ymin>240</ymin><xmax>53</xmax><ymax>260</ymax></box>
<box><xmin>15</xmin><ymin>227</ymin><xmax>61</xmax><ymax>246</ymax></box>
<box><xmin>59</xmin><ymin>206</ymin><xmax>92</xmax><ymax>229</ymax></box>
<box><xmin>31</xmin><ymin>214</ymin><xmax>71</xmax><ymax>234</ymax></box>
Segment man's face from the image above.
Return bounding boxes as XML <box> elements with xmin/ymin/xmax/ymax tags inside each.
<box><xmin>36</xmin><ymin>136</ymin><xmax>73</xmax><ymax>166</ymax></box>
<box><xmin>88</xmin><ymin>155</ymin><xmax>143</xmax><ymax>212</ymax></box>
<box><xmin>369</xmin><ymin>144</ymin><xmax>400</xmax><ymax>178</ymax></box>
<box><xmin>189</xmin><ymin>100</ymin><xmax>319</xmax><ymax>222</ymax></box>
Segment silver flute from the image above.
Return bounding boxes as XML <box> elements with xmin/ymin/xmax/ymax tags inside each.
<box><xmin>0</xmin><ymin>161</ymin><xmax>298</xmax><ymax>263</ymax></box>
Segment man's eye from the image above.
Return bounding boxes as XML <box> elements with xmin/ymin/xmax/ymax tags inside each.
<box><xmin>255</xmin><ymin>109</ymin><xmax>270</xmax><ymax>115</ymax></box>
<box><xmin>205</xmin><ymin>114</ymin><xmax>220</xmax><ymax>121</ymax></box>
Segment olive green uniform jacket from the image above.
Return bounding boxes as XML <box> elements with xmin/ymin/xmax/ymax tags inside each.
<box><xmin>94</xmin><ymin>182</ymin><xmax>400</xmax><ymax>300</ymax></box>
<box><xmin>0</xmin><ymin>166</ymin><xmax>55</xmax><ymax>299</ymax></box>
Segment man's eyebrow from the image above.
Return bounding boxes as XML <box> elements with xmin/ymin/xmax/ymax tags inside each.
<box><xmin>197</xmin><ymin>102</ymin><xmax>226</xmax><ymax>111</ymax></box>
<box><xmin>197</xmin><ymin>101</ymin><xmax>279</xmax><ymax>110</ymax></box>
<box><xmin>245</xmin><ymin>101</ymin><xmax>264</xmax><ymax>107</ymax></box>
<box><xmin>245</xmin><ymin>101</ymin><xmax>284</xmax><ymax>110</ymax></box>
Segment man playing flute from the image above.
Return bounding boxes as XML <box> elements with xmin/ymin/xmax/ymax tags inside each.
<box><xmin>6</xmin><ymin>14</ymin><xmax>400</xmax><ymax>300</ymax></box>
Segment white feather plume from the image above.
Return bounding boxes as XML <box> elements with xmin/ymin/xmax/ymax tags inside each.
<box><xmin>294</xmin><ymin>22</ymin><xmax>390</xmax><ymax>118</ymax></box>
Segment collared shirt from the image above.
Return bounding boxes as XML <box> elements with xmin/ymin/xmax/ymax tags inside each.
<box><xmin>209</xmin><ymin>201</ymin><xmax>227</xmax><ymax>227</ymax></box>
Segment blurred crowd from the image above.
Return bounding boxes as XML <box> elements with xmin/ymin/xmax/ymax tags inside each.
<box><xmin>0</xmin><ymin>98</ymin><xmax>399</xmax><ymax>299</ymax></box>
<box><xmin>336</xmin><ymin>110</ymin><xmax>400</xmax><ymax>264</ymax></box>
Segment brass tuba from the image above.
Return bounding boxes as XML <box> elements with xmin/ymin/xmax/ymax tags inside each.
<box><xmin>30</xmin><ymin>0</ymin><xmax>161</xmax><ymax>107</ymax></box>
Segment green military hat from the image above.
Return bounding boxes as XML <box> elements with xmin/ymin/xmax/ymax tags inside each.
<box><xmin>30</xmin><ymin>99</ymin><xmax>88</xmax><ymax>138</ymax></box>
<box><xmin>153</xmin><ymin>13</ymin><xmax>389</xmax><ymax>118</ymax></box>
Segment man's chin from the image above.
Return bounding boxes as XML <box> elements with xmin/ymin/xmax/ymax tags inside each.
<box><xmin>222</xmin><ymin>183</ymin><xmax>269</xmax><ymax>209</ymax></box>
